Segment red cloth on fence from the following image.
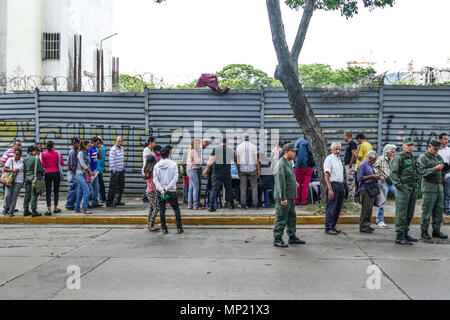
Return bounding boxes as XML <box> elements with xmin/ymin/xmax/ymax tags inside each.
<box><xmin>195</xmin><ymin>74</ymin><xmax>229</xmax><ymax>94</ymax></box>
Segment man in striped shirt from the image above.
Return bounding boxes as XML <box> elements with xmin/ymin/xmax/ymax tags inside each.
<box><xmin>106</xmin><ymin>137</ymin><xmax>125</xmax><ymax>208</ymax></box>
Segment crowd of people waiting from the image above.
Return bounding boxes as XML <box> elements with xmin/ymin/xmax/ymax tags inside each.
<box><xmin>1</xmin><ymin>130</ymin><xmax>450</xmax><ymax>246</ymax></box>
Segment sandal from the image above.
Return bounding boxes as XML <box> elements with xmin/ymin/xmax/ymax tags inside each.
<box><xmin>82</xmin><ymin>210</ymin><xmax>92</xmax><ymax>215</ymax></box>
<box><xmin>187</xmin><ymin>205</ymin><xmax>193</xmax><ymax>210</ymax></box>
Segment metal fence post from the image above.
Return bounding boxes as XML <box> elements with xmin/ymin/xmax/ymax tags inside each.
<box><xmin>260</xmin><ymin>86</ymin><xmax>265</xmax><ymax>130</ymax></box>
<box><xmin>144</xmin><ymin>87</ymin><xmax>149</xmax><ymax>135</ymax></box>
<box><xmin>34</xmin><ymin>88</ymin><xmax>40</xmax><ymax>142</ymax></box>
<box><xmin>377</xmin><ymin>85</ymin><xmax>384</xmax><ymax>154</ymax></box>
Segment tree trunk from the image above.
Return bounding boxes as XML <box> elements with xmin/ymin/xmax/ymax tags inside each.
<box><xmin>266</xmin><ymin>0</ymin><xmax>328</xmax><ymax>202</ymax></box>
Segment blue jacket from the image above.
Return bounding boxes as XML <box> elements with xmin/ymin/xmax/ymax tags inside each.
<box><xmin>294</xmin><ymin>137</ymin><xmax>312</xmax><ymax>169</ymax></box>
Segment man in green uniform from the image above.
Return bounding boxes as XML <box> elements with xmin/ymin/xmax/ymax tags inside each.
<box><xmin>417</xmin><ymin>139</ymin><xmax>450</xmax><ymax>240</ymax></box>
<box><xmin>23</xmin><ymin>145</ymin><xmax>45</xmax><ymax>217</ymax></box>
<box><xmin>273</xmin><ymin>143</ymin><xmax>306</xmax><ymax>248</ymax></box>
<box><xmin>390</xmin><ymin>137</ymin><xmax>420</xmax><ymax>245</ymax></box>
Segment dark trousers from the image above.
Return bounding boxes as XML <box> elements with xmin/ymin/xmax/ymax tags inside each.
<box><xmin>158</xmin><ymin>191</ymin><xmax>182</xmax><ymax>229</ymax></box>
<box><xmin>209</xmin><ymin>170</ymin><xmax>233</xmax><ymax>205</ymax></box>
<box><xmin>107</xmin><ymin>171</ymin><xmax>125</xmax><ymax>205</ymax></box>
<box><xmin>98</xmin><ymin>173</ymin><xmax>106</xmax><ymax>202</ymax></box>
<box><xmin>45</xmin><ymin>172</ymin><xmax>60</xmax><ymax>207</ymax></box>
<box><xmin>360</xmin><ymin>190</ymin><xmax>375</xmax><ymax>231</ymax></box>
<box><xmin>325</xmin><ymin>182</ymin><xmax>344</xmax><ymax>231</ymax></box>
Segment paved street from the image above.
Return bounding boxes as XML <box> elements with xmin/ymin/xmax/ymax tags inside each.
<box><xmin>1</xmin><ymin>224</ymin><xmax>450</xmax><ymax>300</ymax></box>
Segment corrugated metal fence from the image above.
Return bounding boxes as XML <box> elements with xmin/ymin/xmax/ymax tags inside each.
<box><xmin>0</xmin><ymin>86</ymin><xmax>449</xmax><ymax>195</ymax></box>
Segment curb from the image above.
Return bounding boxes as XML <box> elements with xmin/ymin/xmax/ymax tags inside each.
<box><xmin>0</xmin><ymin>215</ymin><xmax>446</xmax><ymax>225</ymax></box>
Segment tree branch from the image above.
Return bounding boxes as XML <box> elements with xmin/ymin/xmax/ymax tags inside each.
<box><xmin>266</xmin><ymin>0</ymin><xmax>297</xmax><ymax>81</ymax></box>
<box><xmin>291</xmin><ymin>0</ymin><xmax>315</xmax><ymax>66</ymax></box>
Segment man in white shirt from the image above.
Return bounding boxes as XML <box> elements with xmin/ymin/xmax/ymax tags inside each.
<box><xmin>324</xmin><ymin>142</ymin><xmax>345</xmax><ymax>235</ymax></box>
<box><xmin>438</xmin><ymin>133</ymin><xmax>450</xmax><ymax>215</ymax></box>
<box><xmin>236</xmin><ymin>136</ymin><xmax>260</xmax><ymax>209</ymax></box>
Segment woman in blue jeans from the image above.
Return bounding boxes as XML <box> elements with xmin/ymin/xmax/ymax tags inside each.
<box><xmin>186</xmin><ymin>139</ymin><xmax>203</xmax><ymax>210</ymax></box>
<box><xmin>373</xmin><ymin>144</ymin><xmax>397</xmax><ymax>228</ymax></box>
<box><xmin>75</xmin><ymin>140</ymin><xmax>94</xmax><ymax>214</ymax></box>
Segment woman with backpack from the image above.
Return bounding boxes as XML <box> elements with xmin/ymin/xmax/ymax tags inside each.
<box><xmin>41</xmin><ymin>141</ymin><xmax>64</xmax><ymax>215</ymax></box>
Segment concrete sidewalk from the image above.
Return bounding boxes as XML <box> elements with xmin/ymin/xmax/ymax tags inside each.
<box><xmin>0</xmin><ymin>195</ymin><xmax>440</xmax><ymax>225</ymax></box>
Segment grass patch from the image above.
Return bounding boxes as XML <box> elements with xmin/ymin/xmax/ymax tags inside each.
<box><xmin>307</xmin><ymin>202</ymin><xmax>360</xmax><ymax>216</ymax></box>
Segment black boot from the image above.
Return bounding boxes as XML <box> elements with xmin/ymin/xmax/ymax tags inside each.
<box><xmin>274</xmin><ymin>238</ymin><xmax>289</xmax><ymax>248</ymax></box>
<box><xmin>421</xmin><ymin>229</ymin><xmax>432</xmax><ymax>240</ymax></box>
<box><xmin>432</xmin><ymin>230</ymin><xmax>448</xmax><ymax>239</ymax></box>
<box><xmin>405</xmin><ymin>233</ymin><xmax>418</xmax><ymax>242</ymax></box>
<box><xmin>288</xmin><ymin>235</ymin><xmax>306</xmax><ymax>245</ymax></box>
<box><xmin>395</xmin><ymin>233</ymin><xmax>412</xmax><ymax>245</ymax></box>
<box><xmin>31</xmin><ymin>209</ymin><xmax>42</xmax><ymax>217</ymax></box>
<box><xmin>177</xmin><ymin>227</ymin><xmax>184</xmax><ymax>234</ymax></box>
<box><xmin>162</xmin><ymin>227</ymin><xmax>169</xmax><ymax>234</ymax></box>
<box><xmin>23</xmin><ymin>209</ymin><xmax>32</xmax><ymax>217</ymax></box>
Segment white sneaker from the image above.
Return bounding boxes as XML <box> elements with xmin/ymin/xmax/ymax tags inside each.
<box><xmin>377</xmin><ymin>221</ymin><xmax>388</xmax><ymax>229</ymax></box>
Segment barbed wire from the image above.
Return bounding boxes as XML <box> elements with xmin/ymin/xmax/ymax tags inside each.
<box><xmin>1</xmin><ymin>68</ymin><xmax>449</xmax><ymax>94</ymax></box>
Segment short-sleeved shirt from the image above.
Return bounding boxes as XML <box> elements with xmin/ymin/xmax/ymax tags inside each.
<box><xmin>355</xmin><ymin>141</ymin><xmax>373</xmax><ymax>171</ymax></box>
<box><xmin>324</xmin><ymin>153</ymin><xmax>344</xmax><ymax>183</ymax></box>
<box><xmin>1</xmin><ymin>147</ymin><xmax>15</xmax><ymax>172</ymax></box>
<box><xmin>438</xmin><ymin>146</ymin><xmax>450</xmax><ymax>180</ymax></box>
<box><xmin>344</xmin><ymin>140</ymin><xmax>357</xmax><ymax>166</ymax></box>
<box><xmin>211</xmin><ymin>145</ymin><xmax>235</xmax><ymax>172</ymax></box>
<box><xmin>5</xmin><ymin>157</ymin><xmax>24</xmax><ymax>184</ymax></box>
<box><xmin>236</xmin><ymin>141</ymin><xmax>257</xmax><ymax>172</ymax></box>
<box><xmin>88</xmin><ymin>145</ymin><xmax>99</xmax><ymax>171</ymax></box>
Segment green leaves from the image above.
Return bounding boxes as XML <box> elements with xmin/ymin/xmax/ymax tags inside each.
<box><xmin>216</xmin><ymin>64</ymin><xmax>282</xmax><ymax>89</ymax></box>
<box><xmin>285</xmin><ymin>0</ymin><xmax>394</xmax><ymax>18</ymax></box>
<box><xmin>298</xmin><ymin>63</ymin><xmax>378</xmax><ymax>87</ymax></box>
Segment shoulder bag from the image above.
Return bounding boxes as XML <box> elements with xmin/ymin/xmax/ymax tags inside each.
<box><xmin>366</xmin><ymin>180</ymin><xmax>381</xmax><ymax>198</ymax></box>
<box><xmin>32</xmin><ymin>156</ymin><xmax>46</xmax><ymax>193</ymax></box>
<box><xmin>57</xmin><ymin>151</ymin><xmax>65</xmax><ymax>181</ymax></box>
<box><xmin>1</xmin><ymin>159</ymin><xmax>17</xmax><ymax>186</ymax></box>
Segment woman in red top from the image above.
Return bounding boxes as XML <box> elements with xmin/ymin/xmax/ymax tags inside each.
<box><xmin>41</xmin><ymin>141</ymin><xmax>64</xmax><ymax>215</ymax></box>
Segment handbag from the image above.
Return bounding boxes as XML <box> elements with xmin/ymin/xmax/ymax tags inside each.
<box><xmin>366</xmin><ymin>180</ymin><xmax>381</xmax><ymax>198</ymax></box>
<box><xmin>1</xmin><ymin>159</ymin><xmax>17</xmax><ymax>186</ymax></box>
<box><xmin>57</xmin><ymin>151</ymin><xmax>65</xmax><ymax>181</ymax></box>
<box><xmin>306</xmin><ymin>145</ymin><xmax>315</xmax><ymax>168</ymax></box>
<box><xmin>84</xmin><ymin>172</ymin><xmax>91</xmax><ymax>183</ymax></box>
<box><xmin>32</xmin><ymin>156</ymin><xmax>46</xmax><ymax>193</ymax></box>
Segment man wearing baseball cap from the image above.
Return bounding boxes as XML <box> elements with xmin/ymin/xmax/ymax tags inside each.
<box><xmin>417</xmin><ymin>139</ymin><xmax>450</xmax><ymax>240</ymax></box>
<box><xmin>273</xmin><ymin>143</ymin><xmax>306</xmax><ymax>248</ymax></box>
<box><xmin>390</xmin><ymin>137</ymin><xmax>420</xmax><ymax>245</ymax></box>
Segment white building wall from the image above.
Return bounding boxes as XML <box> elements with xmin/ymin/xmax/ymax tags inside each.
<box><xmin>5</xmin><ymin>0</ymin><xmax>42</xmax><ymax>78</ymax></box>
<box><xmin>0</xmin><ymin>0</ymin><xmax>113</xmax><ymax>91</ymax></box>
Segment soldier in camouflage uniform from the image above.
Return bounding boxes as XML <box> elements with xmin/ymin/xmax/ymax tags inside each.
<box><xmin>417</xmin><ymin>139</ymin><xmax>450</xmax><ymax>240</ymax></box>
<box><xmin>273</xmin><ymin>143</ymin><xmax>306</xmax><ymax>248</ymax></box>
<box><xmin>390</xmin><ymin>137</ymin><xmax>420</xmax><ymax>245</ymax></box>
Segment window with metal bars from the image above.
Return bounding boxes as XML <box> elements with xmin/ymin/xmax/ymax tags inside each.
<box><xmin>42</xmin><ymin>33</ymin><xmax>60</xmax><ymax>60</ymax></box>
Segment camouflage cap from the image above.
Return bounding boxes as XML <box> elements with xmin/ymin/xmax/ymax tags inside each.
<box><xmin>282</xmin><ymin>143</ymin><xmax>299</xmax><ymax>152</ymax></box>
<box><xmin>430</xmin><ymin>139</ymin><xmax>441</xmax><ymax>150</ymax></box>
<box><xmin>402</xmin><ymin>136</ymin><xmax>414</xmax><ymax>145</ymax></box>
